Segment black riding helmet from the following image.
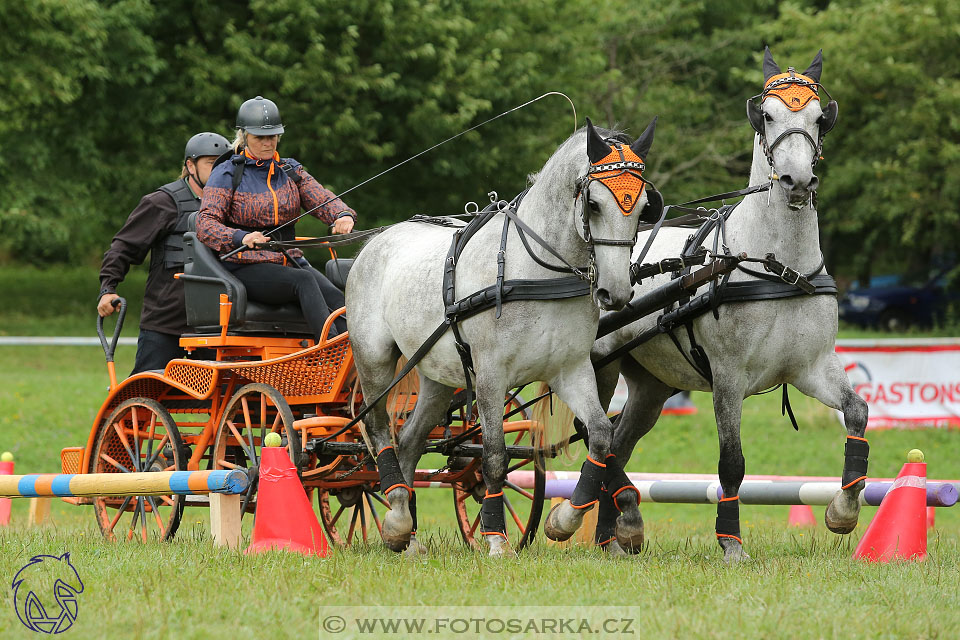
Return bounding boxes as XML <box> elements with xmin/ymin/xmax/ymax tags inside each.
<box><xmin>236</xmin><ymin>96</ymin><xmax>285</xmax><ymax>135</ymax></box>
<box><xmin>184</xmin><ymin>132</ymin><xmax>231</xmax><ymax>161</ymax></box>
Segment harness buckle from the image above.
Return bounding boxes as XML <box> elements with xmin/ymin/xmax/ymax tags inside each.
<box><xmin>780</xmin><ymin>266</ymin><xmax>801</xmax><ymax>287</ymax></box>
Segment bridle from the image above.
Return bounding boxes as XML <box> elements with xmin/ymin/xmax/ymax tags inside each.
<box><xmin>747</xmin><ymin>69</ymin><xmax>839</xmax><ymax>191</ymax></box>
<box><xmin>571</xmin><ymin>139</ymin><xmax>665</xmax><ymax>284</ymax></box>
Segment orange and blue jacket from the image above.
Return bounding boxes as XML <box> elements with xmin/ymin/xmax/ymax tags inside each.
<box><xmin>197</xmin><ymin>150</ymin><xmax>356</xmax><ymax>264</ymax></box>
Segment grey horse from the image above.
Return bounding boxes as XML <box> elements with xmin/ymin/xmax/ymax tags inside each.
<box><xmin>549</xmin><ymin>49</ymin><xmax>869</xmax><ymax>563</ymax></box>
<box><xmin>345</xmin><ymin>117</ymin><xmax>658</xmax><ymax>556</ymax></box>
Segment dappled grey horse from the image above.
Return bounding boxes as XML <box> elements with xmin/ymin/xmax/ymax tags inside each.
<box><xmin>345</xmin><ymin>118</ymin><xmax>659</xmax><ymax>555</ymax></box>
<box><xmin>550</xmin><ymin>49</ymin><xmax>868</xmax><ymax>563</ymax></box>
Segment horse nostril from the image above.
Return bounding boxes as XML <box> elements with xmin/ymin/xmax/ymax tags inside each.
<box><xmin>779</xmin><ymin>174</ymin><xmax>795</xmax><ymax>189</ymax></box>
<box><xmin>807</xmin><ymin>176</ymin><xmax>820</xmax><ymax>192</ymax></box>
<box><xmin>596</xmin><ymin>288</ymin><xmax>613</xmax><ymax>307</ymax></box>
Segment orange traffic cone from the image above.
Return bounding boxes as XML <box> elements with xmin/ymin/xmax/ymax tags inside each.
<box><xmin>246</xmin><ymin>446</ymin><xmax>329</xmax><ymax>557</ymax></box>
<box><xmin>927</xmin><ymin>507</ymin><xmax>935</xmax><ymax>530</ymax></box>
<box><xmin>853</xmin><ymin>450</ymin><xmax>927</xmax><ymax>562</ymax></box>
<box><xmin>788</xmin><ymin>504</ymin><xmax>816</xmax><ymax>527</ymax></box>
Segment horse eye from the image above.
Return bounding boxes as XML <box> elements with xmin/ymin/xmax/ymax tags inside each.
<box><xmin>588</xmin><ymin>200</ymin><xmax>600</xmax><ymax>213</ymax></box>
<box><xmin>764</xmin><ymin>112</ymin><xmax>773</xmax><ymax>123</ymax></box>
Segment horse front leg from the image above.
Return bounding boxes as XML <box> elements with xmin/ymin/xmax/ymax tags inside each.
<box><xmin>792</xmin><ymin>354</ymin><xmax>870</xmax><ymax>534</ymax></box>
<box><xmin>543</xmin><ymin>360</ymin><xmax>615</xmax><ymax>543</ymax></box>
<box><xmin>473</xmin><ymin>374</ymin><xmax>512</xmax><ymax>557</ymax></box>
<box><xmin>713</xmin><ymin>382</ymin><xmax>749</xmax><ymax>564</ymax></box>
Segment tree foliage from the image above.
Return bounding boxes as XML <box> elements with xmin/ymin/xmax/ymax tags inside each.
<box><xmin>0</xmin><ymin>0</ymin><xmax>956</xmax><ymax>283</ymax></box>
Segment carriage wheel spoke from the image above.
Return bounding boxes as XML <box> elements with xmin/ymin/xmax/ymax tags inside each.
<box><xmin>503</xmin><ymin>493</ymin><xmax>525</xmax><ymax>534</ymax></box>
<box><xmin>159</xmin><ymin>495</ymin><xmax>175</xmax><ymax>507</ymax></box>
<box><xmin>330</xmin><ymin>504</ymin><xmax>346</xmax><ymax>526</ymax></box>
<box><xmin>131</xmin><ymin>409</ymin><xmax>142</xmax><ymax>471</ymax></box>
<box><xmin>145</xmin><ymin>413</ymin><xmax>158</xmax><ymax>468</ymax></box>
<box><xmin>127</xmin><ymin>497</ymin><xmax>141</xmax><ymax>540</ymax></box>
<box><xmin>369</xmin><ymin>491</ymin><xmax>390</xmax><ymax>509</ymax></box>
<box><xmin>240</xmin><ymin>484</ymin><xmax>255</xmax><ymax>515</ymax></box>
<box><xmin>111</xmin><ymin>420</ymin><xmax>136</xmax><ymax>469</ymax></box>
<box><xmin>142</xmin><ymin>434</ymin><xmax>170</xmax><ymax>471</ymax></box>
<box><xmin>216</xmin><ymin>459</ymin><xmax>244</xmax><ymax>471</ymax></box>
<box><xmin>100</xmin><ymin>452</ymin><xmax>132</xmax><ymax>474</ymax></box>
<box><xmin>227</xmin><ymin>421</ymin><xmax>254</xmax><ymax>462</ymax></box>
<box><xmin>107</xmin><ymin>496</ymin><xmax>134</xmax><ymax>531</ymax></box>
<box><xmin>138</xmin><ymin>496</ymin><xmax>149</xmax><ymax>542</ymax></box>
<box><xmin>365</xmin><ymin>493</ymin><xmax>383</xmax><ymax>534</ymax></box>
<box><xmin>506</xmin><ymin>459</ymin><xmax>532</xmax><ymax>475</ymax></box>
<box><xmin>147</xmin><ymin>496</ymin><xmax>165</xmax><ymax>531</ymax></box>
<box><xmin>469</xmin><ymin>512</ymin><xmax>482</xmax><ymax>536</ymax></box>
<box><xmin>504</xmin><ymin>480</ymin><xmax>534</xmax><ymax>501</ymax></box>
<box><xmin>359</xmin><ymin>504</ymin><xmax>368</xmax><ymax>544</ymax></box>
<box><xmin>346</xmin><ymin>506</ymin><xmax>360</xmax><ymax>544</ymax></box>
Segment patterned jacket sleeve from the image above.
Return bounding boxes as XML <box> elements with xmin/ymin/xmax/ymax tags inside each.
<box><xmin>296</xmin><ymin>166</ymin><xmax>357</xmax><ymax>224</ymax></box>
<box><xmin>196</xmin><ymin>164</ymin><xmax>245</xmax><ymax>252</ymax></box>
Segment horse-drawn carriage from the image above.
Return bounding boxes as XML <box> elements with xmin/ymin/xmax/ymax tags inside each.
<box><xmin>60</xmin><ymin>215</ymin><xmax>547</xmax><ymax>549</ymax></box>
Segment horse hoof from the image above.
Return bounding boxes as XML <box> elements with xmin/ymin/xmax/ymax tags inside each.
<box><xmin>543</xmin><ymin>502</ymin><xmax>575</xmax><ymax>542</ymax></box>
<box><xmin>825</xmin><ymin>492</ymin><xmax>860</xmax><ymax>534</ymax></box>
<box><xmin>723</xmin><ymin>546</ymin><xmax>751</xmax><ymax>565</ymax></box>
<box><xmin>486</xmin><ymin>535</ymin><xmax>516</xmax><ymax>558</ymax></box>
<box><xmin>602</xmin><ymin>539</ymin><xmax>629</xmax><ymax>557</ymax></box>
<box><xmin>403</xmin><ymin>538</ymin><xmax>429</xmax><ymax>557</ymax></box>
<box><xmin>614</xmin><ymin>514</ymin><xmax>644</xmax><ymax>554</ymax></box>
<box><xmin>381</xmin><ymin>510</ymin><xmax>413</xmax><ymax>552</ymax></box>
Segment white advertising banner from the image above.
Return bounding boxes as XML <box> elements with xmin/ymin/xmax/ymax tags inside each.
<box><xmin>836</xmin><ymin>338</ymin><xmax>960</xmax><ymax>429</ymax></box>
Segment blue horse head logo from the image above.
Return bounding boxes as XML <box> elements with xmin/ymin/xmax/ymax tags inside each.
<box><xmin>12</xmin><ymin>553</ymin><xmax>84</xmax><ymax>634</ymax></box>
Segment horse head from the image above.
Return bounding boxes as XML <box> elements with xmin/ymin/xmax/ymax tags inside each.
<box><xmin>746</xmin><ymin>47</ymin><xmax>838</xmax><ymax>210</ymax></box>
<box><xmin>577</xmin><ymin>116</ymin><xmax>659</xmax><ymax>310</ymax></box>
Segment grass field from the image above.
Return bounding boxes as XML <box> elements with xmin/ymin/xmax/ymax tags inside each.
<box><xmin>1</xmin><ymin>266</ymin><xmax>959</xmax><ymax>639</ymax></box>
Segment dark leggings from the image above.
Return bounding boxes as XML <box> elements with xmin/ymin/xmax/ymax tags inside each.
<box><xmin>228</xmin><ymin>262</ymin><xmax>346</xmax><ymax>341</ymax></box>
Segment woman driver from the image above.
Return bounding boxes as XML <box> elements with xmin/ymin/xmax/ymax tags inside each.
<box><xmin>197</xmin><ymin>96</ymin><xmax>354</xmax><ymax>340</ymax></box>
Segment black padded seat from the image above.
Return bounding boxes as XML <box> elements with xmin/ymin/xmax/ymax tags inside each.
<box><xmin>324</xmin><ymin>258</ymin><xmax>354</xmax><ymax>291</ymax></box>
<box><xmin>181</xmin><ymin>213</ymin><xmax>313</xmax><ymax>336</ymax></box>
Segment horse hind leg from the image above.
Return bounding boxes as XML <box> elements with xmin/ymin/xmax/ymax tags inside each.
<box><xmin>396</xmin><ymin>376</ymin><xmax>457</xmax><ymax>556</ymax></box>
<box><xmin>792</xmin><ymin>355</ymin><xmax>870</xmax><ymax>534</ymax></box>
<box><xmin>352</xmin><ymin>340</ymin><xmax>413</xmax><ymax>552</ymax></box>
<box><xmin>471</xmin><ymin>373</ymin><xmax>514</xmax><ymax>557</ymax></box>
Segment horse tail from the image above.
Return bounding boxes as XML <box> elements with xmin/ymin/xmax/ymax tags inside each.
<box><xmin>529</xmin><ymin>382</ymin><xmax>576</xmax><ymax>463</ymax></box>
<box><xmin>387</xmin><ymin>356</ymin><xmax>419</xmax><ymax>438</ymax></box>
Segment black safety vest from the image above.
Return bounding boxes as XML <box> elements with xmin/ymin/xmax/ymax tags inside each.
<box><xmin>155</xmin><ymin>178</ymin><xmax>200</xmax><ymax>270</ymax></box>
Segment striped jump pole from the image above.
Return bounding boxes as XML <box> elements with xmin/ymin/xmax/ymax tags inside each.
<box><xmin>534</xmin><ymin>474</ymin><xmax>958</xmax><ymax>507</ymax></box>
<box><xmin>0</xmin><ymin>469</ymin><xmax>249</xmax><ymax>499</ymax></box>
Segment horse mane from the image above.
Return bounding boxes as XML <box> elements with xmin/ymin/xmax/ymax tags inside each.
<box><xmin>527</xmin><ymin>125</ymin><xmax>631</xmax><ymax>186</ymax></box>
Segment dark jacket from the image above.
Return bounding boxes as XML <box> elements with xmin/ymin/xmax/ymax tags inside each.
<box><xmin>99</xmin><ymin>183</ymin><xmax>198</xmax><ymax>335</ymax></box>
<box><xmin>196</xmin><ymin>150</ymin><xmax>355</xmax><ymax>264</ymax></box>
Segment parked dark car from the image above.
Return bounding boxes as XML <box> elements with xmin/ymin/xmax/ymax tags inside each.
<box><xmin>838</xmin><ymin>270</ymin><xmax>957</xmax><ymax>331</ymax></box>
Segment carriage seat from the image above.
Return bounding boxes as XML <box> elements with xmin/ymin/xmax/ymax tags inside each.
<box><xmin>181</xmin><ymin>213</ymin><xmax>312</xmax><ymax>336</ymax></box>
<box><xmin>324</xmin><ymin>258</ymin><xmax>354</xmax><ymax>291</ymax></box>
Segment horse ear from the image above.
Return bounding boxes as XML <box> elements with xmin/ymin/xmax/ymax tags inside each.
<box><xmin>585</xmin><ymin>117</ymin><xmax>611</xmax><ymax>164</ymax></box>
<box><xmin>746</xmin><ymin>99</ymin><xmax>764</xmax><ymax>134</ymax></box>
<box><xmin>763</xmin><ymin>46</ymin><xmax>782</xmax><ymax>83</ymax></box>
<box><xmin>803</xmin><ymin>49</ymin><xmax>823</xmax><ymax>82</ymax></box>
<box><xmin>630</xmin><ymin>116</ymin><xmax>657</xmax><ymax>160</ymax></box>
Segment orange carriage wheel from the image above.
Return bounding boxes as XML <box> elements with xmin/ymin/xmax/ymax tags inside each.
<box><xmin>451</xmin><ymin>411</ymin><xmax>546</xmax><ymax>551</ymax></box>
<box><xmin>211</xmin><ymin>383</ymin><xmax>302</xmax><ymax>520</ymax></box>
<box><xmin>91</xmin><ymin>398</ymin><xmax>186</xmax><ymax>542</ymax></box>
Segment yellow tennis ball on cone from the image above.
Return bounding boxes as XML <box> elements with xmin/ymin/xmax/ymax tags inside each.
<box><xmin>1</xmin><ymin>452</ymin><xmax>12</xmax><ymax>462</ymax></box>
<box><xmin>264</xmin><ymin>432</ymin><xmax>283</xmax><ymax>448</ymax></box>
<box><xmin>907</xmin><ymin>449</ymin><xmax>924</xmax><ymax>463</ymax></box>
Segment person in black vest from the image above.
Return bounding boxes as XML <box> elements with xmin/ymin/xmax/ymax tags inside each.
<box><xmin>98</xmin><ymin>132</ymin><xmax>230</xmax><ymax>374</ymax></box>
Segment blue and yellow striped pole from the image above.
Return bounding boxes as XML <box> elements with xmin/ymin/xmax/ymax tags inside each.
<box><xmin>0</xmin><ymin>469</ymin><xmax>249</xmax><ymax>499</ymax></box>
